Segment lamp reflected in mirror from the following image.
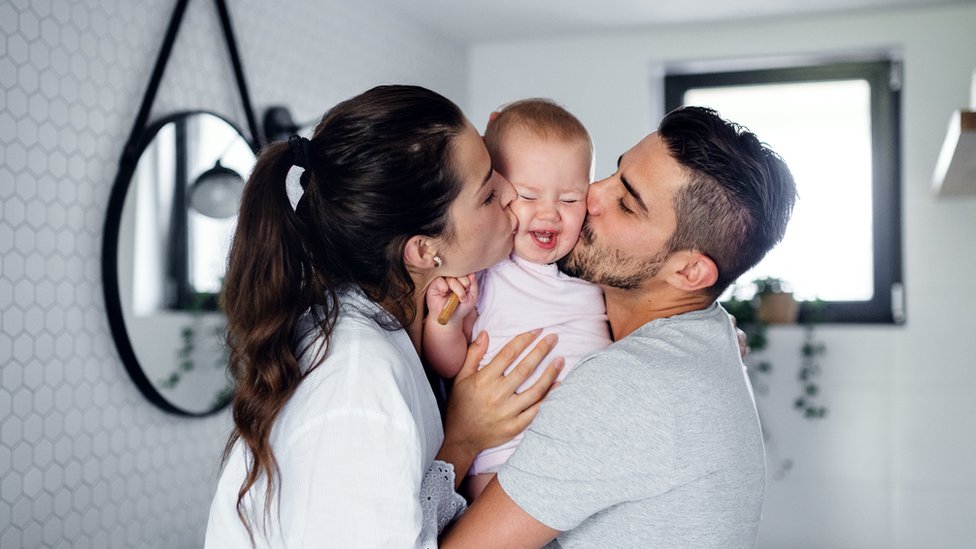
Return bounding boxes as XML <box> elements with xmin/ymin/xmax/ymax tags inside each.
<box><xmin>189</xmin><ymin>160</ymin><xmax>244</xmax><ymax>219</ymax></box>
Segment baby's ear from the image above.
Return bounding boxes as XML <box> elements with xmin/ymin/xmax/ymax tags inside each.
<box><xmin>488</xmin><ymin>111</ymin><xmax>500</xmax><ymax>125</ymax></box>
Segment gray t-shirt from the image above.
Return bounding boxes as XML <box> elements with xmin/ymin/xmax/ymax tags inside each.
<box><xmin>498</xmin><ymin>303</ymin><xmax>766</xmax><ymax>549</ymax></box>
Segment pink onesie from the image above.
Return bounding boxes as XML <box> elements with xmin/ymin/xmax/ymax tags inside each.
<box><xmin>469</xmin><ymin>254</ymin><xmax>612</xmax><ymax>475</ymax></box>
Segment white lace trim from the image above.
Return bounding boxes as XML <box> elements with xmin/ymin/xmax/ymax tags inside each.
<box><xmin>419</xmin><ymin>460</ymin><xmax>467</xmax><ymax>548</ymax></box>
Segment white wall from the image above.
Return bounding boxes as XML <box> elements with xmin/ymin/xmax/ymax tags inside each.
<box><xmin>0</xmin><ymin>0</ymin><xmax>466</xmax><ymax>546</ymax></box>
<box><xmin>468</xmin><ymin>4</ymin><xmax>976</xmax><ymax>548</ymax></box>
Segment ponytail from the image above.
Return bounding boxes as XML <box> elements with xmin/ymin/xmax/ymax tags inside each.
<box><xmin>220</xmin><ymin>140</ymin><xmax>326</xmax><ymax>542</ymax></box>
<box><xmin>218</xmin><ymin>85</ymin><xmax>466</xmax><ymax>544</ymax></box>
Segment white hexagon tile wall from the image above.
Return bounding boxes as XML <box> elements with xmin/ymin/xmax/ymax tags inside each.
<box><xmin>0</xmin><ymin>0</ymin><xmax>466</xmax><ymax>547</ymax></box>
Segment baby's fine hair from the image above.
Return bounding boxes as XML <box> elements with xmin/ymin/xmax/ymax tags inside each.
<box><xmin>484</xmin><ymin>98</ymin><xmax>592</xmax><ymax>163</ymax></box>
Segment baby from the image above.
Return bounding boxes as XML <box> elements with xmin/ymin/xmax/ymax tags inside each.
<box><xmin>423</xmin><ymin>99</ymin><xmax>612</xmax><ymax>500</ymax></box>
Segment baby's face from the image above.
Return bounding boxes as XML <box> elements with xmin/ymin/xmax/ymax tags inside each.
<box><xmin>500</xmin><ymin>134</ymin><xmax>591</xmax><ymax>265</ymax></box>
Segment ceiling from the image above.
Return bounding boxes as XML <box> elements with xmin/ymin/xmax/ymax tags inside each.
<box><xmin>368</xmin><ymin>0</ymin><xmax>971</xmax><ymax>44</ymax></box>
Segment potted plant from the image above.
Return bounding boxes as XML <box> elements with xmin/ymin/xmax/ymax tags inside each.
<box><xmin>754</xmin><ymin>276</ymin><xmax>799</xmax><ymax>324</ymax></box>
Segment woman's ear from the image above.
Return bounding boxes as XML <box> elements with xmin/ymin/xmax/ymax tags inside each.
<box><xmin>404</xmin><ymin>235</ymin><xmax>438</xmax><ymax>270</ymax></box>
<box><xmin>667</xmin><ymin>251</ymin><xmax>718</xmax><ymax>292</ymax></box>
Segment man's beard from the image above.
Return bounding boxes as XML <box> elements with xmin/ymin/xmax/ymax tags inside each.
<box><xmin>558</xmin><ymin>219</ymin><xmax>671</xmax><ymax>290</ymax></box>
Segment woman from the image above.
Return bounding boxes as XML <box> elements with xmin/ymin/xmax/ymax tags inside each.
<box><xmin>204</xmin><ymin>85</ymin><xmax>562</xmax><ymax>548</ymax></box>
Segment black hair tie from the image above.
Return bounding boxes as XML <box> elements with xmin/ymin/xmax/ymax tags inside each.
<box><xmin>288</xmin><ymin>135</ymin><xmax>311</xmax><ymax>169</ymax></box>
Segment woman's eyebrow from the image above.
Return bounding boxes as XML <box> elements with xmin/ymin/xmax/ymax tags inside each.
<box><xmin>481</xmin><ymin>166</ymin><xmax>493</xmax><ymax>187</ymax></box>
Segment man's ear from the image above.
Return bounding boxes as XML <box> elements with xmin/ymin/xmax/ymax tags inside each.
<box><xmin>667</xmin><ymin>251</ymin><xmax>718</xmax><ymax>292</ymax></box>
<box><xmin>404</xmin><ymin>235</ymin><xmax>438</xmax><ymax>270</ymax></box>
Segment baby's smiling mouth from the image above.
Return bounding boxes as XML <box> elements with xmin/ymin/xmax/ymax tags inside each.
<box><xmin>530</xmin><ymin>230</ymin><xmax>558</xmax><ymax>249</ymax></box>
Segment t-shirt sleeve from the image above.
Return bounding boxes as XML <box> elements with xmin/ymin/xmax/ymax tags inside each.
<box><xmin>497</xmin><ymin>352</ymin><xmax>676</xmax><ymax>531</ymax></box>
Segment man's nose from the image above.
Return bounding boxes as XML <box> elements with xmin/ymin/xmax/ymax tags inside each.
<box><xmin>586</xmin><ymin>178</ymin><xmax>610</xmax><ymax>215</ymax></box>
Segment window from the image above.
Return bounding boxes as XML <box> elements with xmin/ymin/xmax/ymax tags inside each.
<box><xmin>665</xmin><ymin>60</ymin><xmax>903</xmax><ymax>323</ymax></box>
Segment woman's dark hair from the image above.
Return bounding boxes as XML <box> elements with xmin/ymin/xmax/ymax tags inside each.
<box><xmin>219</xmin><ymin>85</ymin><xmax>466</xmax><ymax>541</ymax></box>
<box><xmin>658</xmin><ymin>106</ymin><xmax>797</xmax><ymax>299</ymax></box>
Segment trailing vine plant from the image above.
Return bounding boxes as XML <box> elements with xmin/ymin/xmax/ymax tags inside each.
<box><xmin>796</xmin><ymin>299</ymin><xmax>827</xmax><ymax>419</ymax></box>
<box><xmin>724</xmin><ymin>280</ymin><xmax>829</xmax><ymax>479</ymax></box>
<box><xmin>159</xmin><ymin>289</ymin><xmax>233</xmax><ymax>410</ymax></box>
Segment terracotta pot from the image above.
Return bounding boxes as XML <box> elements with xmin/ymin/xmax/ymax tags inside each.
<box><xmin>757</xmin><ymin>292</ymin><xmax>799</xmax><ymax>324</ymax></box>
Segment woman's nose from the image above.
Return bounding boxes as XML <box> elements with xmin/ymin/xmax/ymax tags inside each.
<box><xmin>498</xmin><ymin>174</ymin><xmax>516</xmax><ymax>209</ymax></box>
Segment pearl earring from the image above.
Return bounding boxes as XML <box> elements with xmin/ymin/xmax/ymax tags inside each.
<box><xmin>432</xmin><ymin>256</ymin><xmax>443</xmax><ymax>268</ymax></box>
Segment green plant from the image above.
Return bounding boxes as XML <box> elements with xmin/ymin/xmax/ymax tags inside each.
<box><xmin>724</xmin><ymin>278</ymin><xmax>829</xmax><ymax>478</ymax></box>
<box><xmin>158</xmin><ymin>290</ymin><xmax>233</xmax><ymax>409</ymax></box>
<box><xmin>795</xmin><ymin>299</ymin><xmax>827</xmax><ymax>418</ymax></box>
<box><xmin>753</xmin><ymin>276</ymin><xmax>790</xmax><ymax>296</ymax></box>
<box><xmin>726</xmin><ymin>280</ymin><xmax>828</xmax><ymax>419</ymax></box>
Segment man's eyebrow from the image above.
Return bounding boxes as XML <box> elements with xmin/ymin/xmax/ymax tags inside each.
<box><xmin>620</xmin><ymin>174</ymin><xmax>648</xmax><ymax>213</ymax></box>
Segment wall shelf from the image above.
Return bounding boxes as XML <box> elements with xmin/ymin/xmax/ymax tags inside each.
<box><xmin>934</xmin><ymin>110</ymin><xmax>976</xmax><ymax>196</ymax></box>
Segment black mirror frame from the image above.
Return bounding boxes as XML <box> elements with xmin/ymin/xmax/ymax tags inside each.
<box><xmin>102</xmin><ymin>110</ymin><xmax>249</xmax><ymax>417</ymax></box>
<box><xmin>102</xmin><ymin>0</ymin><xmax>259</xmax><ymax>416</ymax></box>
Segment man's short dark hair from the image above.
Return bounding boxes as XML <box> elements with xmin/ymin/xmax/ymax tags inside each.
<box><xmin>658</xmin><ymin>106</ymin><xmax>797</xmax><ymax>299</ymax></box>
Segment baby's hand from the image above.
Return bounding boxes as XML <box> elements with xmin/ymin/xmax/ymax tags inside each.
<box><xmin>426</xmin><ymin>274</ymin><xmax>479</xmax><ymax>326</ymax></box>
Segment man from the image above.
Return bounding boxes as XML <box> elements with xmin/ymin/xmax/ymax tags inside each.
<box><xmin>441</xmin><ymin>106</ymin><xmax>796</xmax><ymax>548</ymax></box>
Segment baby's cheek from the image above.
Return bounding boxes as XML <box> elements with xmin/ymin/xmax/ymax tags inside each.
<box><xmin>563</xmin><ymin>206</ymin><xmax>587</xmax><ymax>234</ymax></box>
<box><xmin>508</xmin><ymin>202</ymin><xmax>533</xmax><ymax>227</ymax></box>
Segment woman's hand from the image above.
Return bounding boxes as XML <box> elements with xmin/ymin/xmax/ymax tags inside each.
<box><xmin>436</xmin><ymin>329</ymin><xmax>563</xmax><ymax>486</ymax></box>
<box><xmin>736</xmin><ymin>327</ymin><xmax>749</xmax><ymax>358</ymax></box>
<box><xmin>728</xmin><ymin>313</ymin><xmax>750</xmax><ymax>358</ymax></box>
<box><xmin>426</xmin><ymin>274</ymin><xmax>478</xmax><ymax>326</ymax></box>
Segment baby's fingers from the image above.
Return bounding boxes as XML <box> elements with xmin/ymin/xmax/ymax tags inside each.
<box><xmin>467</xmin><ymin>273</ymin><xmax>479</xmax><ymax>300</ymax></box>
<box><xmin>426</xmin><ymin>277</ymin><xmax>450</xmax><ymax>297</ymax></box>
<box><xmin>445</xmin><ymin>277</ymin><xmax>471</xmax><ymax>302</ymax></box>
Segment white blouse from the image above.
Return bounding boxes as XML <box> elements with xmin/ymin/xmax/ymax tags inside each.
<box><xmin>205</xmin><ymin>289</ymin><xmax>466</xmax><ymax>548</ymax></box>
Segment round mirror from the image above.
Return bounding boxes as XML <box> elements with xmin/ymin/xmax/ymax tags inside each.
<box><xmin>103</xmin><ymin>111</ymin><xmax>256</xmax><ymax>416</ymax></box>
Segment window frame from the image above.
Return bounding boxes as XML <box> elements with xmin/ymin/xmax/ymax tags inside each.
<box><xmin>664</xmin><ymin>59</ymin><xmax>904</xmax><ymax>324</ymax></box>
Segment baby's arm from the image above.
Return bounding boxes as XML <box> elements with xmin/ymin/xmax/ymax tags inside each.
<box><xmin>423</xmin><ymin>274</ymin><xmax>480</xmax><ymax>378</ymax></box>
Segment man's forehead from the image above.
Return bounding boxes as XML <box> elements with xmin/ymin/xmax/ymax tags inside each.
<box><xmin>618</xmin><ymin>132</ymin><xmax>689</xmax><ymax>197</ymax></box>
<box><xmin>619</xmin><ymin>132</ymin><xmax>661</xmax><ymax>166</ymax></box>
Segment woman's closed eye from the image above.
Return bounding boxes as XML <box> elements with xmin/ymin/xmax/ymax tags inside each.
<box><xmin>483</xmin><ymin>191</ymin><xmax>496</xmax><ymax>205</ymax></box>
